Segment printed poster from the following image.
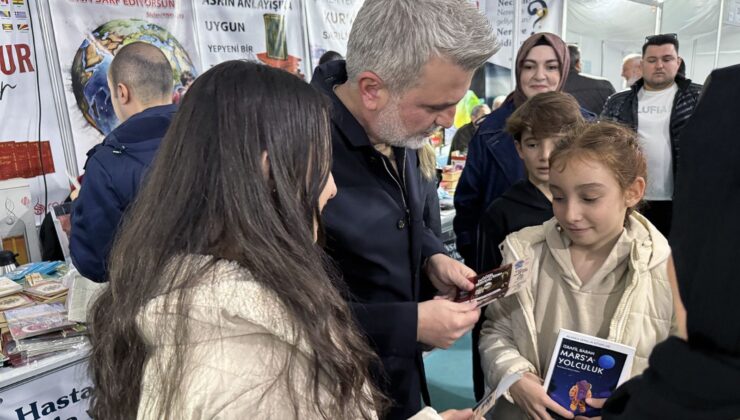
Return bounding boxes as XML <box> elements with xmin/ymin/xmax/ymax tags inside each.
<box><xmin>0</xmin><ymin>0</ymin><xmax>72</xmax><ymax>224</ymax></box>
<box><xmin>47</xmin><ymin>0</ymin><xmax>200</xmax><ymax>171</ymax></box>
<box><xmin>303</xmin><ymin>0</ymin><xmax>363</xmax><ymax>71</ymax></box>
<box><xmin>194</xmin><ymin>0</ymin><xmax>309</xmax><ymax>78</ymax></box>
<box><xmin>0</xmin><ymin>355</ymin><xmax>92</xmax><ymax>419</ymax></box>
<box><xmin>485</xmin><ymin>0</ymin><xmax>563</xmax><ymax>68</ymax></box>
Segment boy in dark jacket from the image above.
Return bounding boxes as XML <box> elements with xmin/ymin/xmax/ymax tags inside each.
<box><xmin>472</xmin><ymin>91</ymin><xmax>586</xmax><ymax>399</ymax></box>
<box><xmin>70</xmin><ymin>42</ymin><xmax>177</xmax><ymax>282</ymax></box>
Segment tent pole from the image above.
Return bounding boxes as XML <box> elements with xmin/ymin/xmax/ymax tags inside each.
<box><xmin>714</xmin><ymin>0</ymin><xmax>725</xmax><ymax>69</ymax></box>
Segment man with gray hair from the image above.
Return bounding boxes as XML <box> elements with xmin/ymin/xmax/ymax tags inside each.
<box><xmin>71</xmin><ymin>42</ymin><xmax>177</xmax><ymax>282</ymax></box>
<box><xmin>311</xmin><ymin>0</ymin><xmax>497</xmax><ymax>418</ymax></box>
<box><xmin>622</xmin><ymin>53</ymin><xmax>642</xmax><ymax>88</ymax></box>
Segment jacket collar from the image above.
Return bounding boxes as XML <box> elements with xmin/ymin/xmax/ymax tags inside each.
<box><xmin>503</xmin><ymin>213</ymin><xmax>669</xmax><ymax>271</ymax></box>
<box><xmin>311</xmin><ymin>61</ymin><xmax>374</xmax><ymax>150</ymax></box>
<box><xmin>104</xmin><ymin>103</ymin><xmax>177</xmax><ymax>146</ymax></box>
<box><xmin>632</xmin><ymin>74</ymin><xmax>693</xmax><ymax>94</ymax></box>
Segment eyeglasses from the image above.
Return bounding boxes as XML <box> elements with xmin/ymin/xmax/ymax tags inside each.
<box><xmin>645</xmin><ymin>33</ymin><xmax>678</xmax><ymax>43</ymax></box>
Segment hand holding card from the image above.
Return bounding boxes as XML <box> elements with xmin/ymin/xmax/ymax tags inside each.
<box><xmin>454</xmin><ymin>259</ymin><xmax>532</xmax><ymax>309</ymax></box>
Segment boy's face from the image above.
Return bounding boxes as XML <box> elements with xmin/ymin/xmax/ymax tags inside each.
<box><xmin>515</xmin><ymin>129</ymin><xmax>560</xmax><ymax>185</ymax></box>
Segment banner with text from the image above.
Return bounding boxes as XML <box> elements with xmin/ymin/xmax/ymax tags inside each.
<box><xmin>47</xmin><ymin>0</ymin><xmax>199</xmax><ymax>171</ymax></box>
<box><xmin>0</xmin><ymin>0</ymin><xmax>72</xmax><ymax>224</ymax></box>
<box><xmin>303</xmin><ymin>0</ymin><xmax>363</xmax><ymax>71</ymax></box>
<box><xmin>194</xmin><ymin>0</ymin><xmax>308</xmax><ymax>78</ymax></box>
<box><xmin>485</xmin><ymin>0</ymin><xmax>563</xmax><ymax>68</ymax></box>
<box><xmin>0</xmin><ymin>357</ymin><xmax>92</xmax><ymax>420</ymax></box>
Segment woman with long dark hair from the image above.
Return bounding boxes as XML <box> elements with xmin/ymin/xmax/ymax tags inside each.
<box><xmin>88</xmin><ymin>60</ymin><xmax>470</xmax><ymax>420</ymax></box>
<box><xmin>88</xmin><ymin>60</ymin><xmax>380</xmax><ymax>419</ymax></box>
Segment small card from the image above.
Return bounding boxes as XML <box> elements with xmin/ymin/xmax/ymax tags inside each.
<box><xmin>473</xmin><ymin>388</ymin><xmax>496</xmax><ymax>418</ymax></box>
<box><xmin>455</xmin><ymin>259</ymin><xmax>532</xmax><ymax>308</ymax></box>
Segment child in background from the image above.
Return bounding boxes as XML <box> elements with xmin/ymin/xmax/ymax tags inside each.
<box><xmin>479</xmin><ymin>122</ymin><xmax>676</xmax><ymax>420</ymax></box>
<box><xmin>476</xmin><ymin>92</ymin><xmax>585</xmax><ymax>273</ymax></box>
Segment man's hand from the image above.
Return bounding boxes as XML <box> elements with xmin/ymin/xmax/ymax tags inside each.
<box><xmin>424</xmin><ymin>253</ymin><xmax>476</xmax><ymax>299</ymax></box>
<box><xmin>418</xmin><ymin>299</ymin><xmax>479</xmax><ymax>349</ymax></box>
<box><xmin>574</xmin><ymin>398</ymin><xmax>607</xmax><ymax>420</ymax></box>
<box><xmin>509</xmin><ymin>373</ymin><xmax>574</xmax><ymax>420</ymax></box>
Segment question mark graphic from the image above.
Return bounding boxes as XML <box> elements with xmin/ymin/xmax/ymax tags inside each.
<box><xmin>528</xmin><ymin>0</ymin><xmax>549</xmax><ymax>34</ymax></box>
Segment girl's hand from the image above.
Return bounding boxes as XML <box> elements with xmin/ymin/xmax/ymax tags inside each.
<box><xmin>574</xmin><ymin>397</ymin><xmax>607</xmax><ymax>420</ymax></box>
<box><xmin>439</xmin><ymin>408</ymin><xmax>474</xmax><ymax>420</ymax></box>
<box><xmin>509</xmin><ymin>373</ymin><xmax>574</xmax><ymax>420</ymax></box>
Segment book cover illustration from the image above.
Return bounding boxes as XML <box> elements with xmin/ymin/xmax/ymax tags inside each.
<box><xmin>0</xmin><ymin>276</ymin><xmax>23</xmax><ymax>298</ymax></box>
<box><xmin>5</xmin><ymin>302</ymin><xmax>75</xmax><ymax>341</ymax></box>
<box><xmin>24</xmin><ymin>280</ymin><xmax>67</xmax><ymax>298</ymax></box>
<box><xmin>455</xmin><ymin>259</ymin><xmax>532</xmax><ymax>308</ymax></box>
<box><xmin>0</xmin><ymin>293</ymin><xmax>33</xmax><ymax>311</ymax></box>
<box><xmin>543</xmin><ymin>329</ymin><xmax>635</xmax><ymax>418</ymax></box>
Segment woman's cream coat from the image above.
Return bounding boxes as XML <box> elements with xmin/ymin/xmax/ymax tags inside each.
<box><xmin>135</xmin><ymin>258</ymin><xmax>441</xmax><ymax>419</ymax></box>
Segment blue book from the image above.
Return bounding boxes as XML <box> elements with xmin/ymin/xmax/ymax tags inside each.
<box><xmin>543</xmin><ymin>329</ymin><xmax>635</xmax><ymax>418</ymax></box>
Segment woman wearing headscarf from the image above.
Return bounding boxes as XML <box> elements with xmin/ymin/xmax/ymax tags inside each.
<box><xmin>599</xmin><ymin>63</ymin><xmax>740</xmax><ymax>420</ymax></box>
<box><xmin>452</xmin><ymin>32</ymin><xmax>593</xmax><ymax>401</ymax></box>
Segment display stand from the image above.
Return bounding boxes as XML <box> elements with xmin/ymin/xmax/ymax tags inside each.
<box><xmin>0</xmin><ymin>347</ymin><xmax>92</xmax><ymax>420</ymax></box>
<box><xmin>440</xmin><ymin>209</ymin><xmax>462</xmax><ymax>262</ymax></box>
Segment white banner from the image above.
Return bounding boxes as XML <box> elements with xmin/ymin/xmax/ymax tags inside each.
<box><xmin>46</xmin><ymin>0</ymin><xmax>200</xmax><ymax>172</ymax></box>
<box><xmin>485</xmin><ymin>0</ymin><xmax>563</xmax><ymax>68</ymax></box>
<box><xmin>0</xmin><ymin>0</ymin><xmax>72</xmax><ymax>224</ymax></box>
<box><xmin>194</xmin><ymin>0</ymin><xmax>308</xmax><ymax>78</ymax></box>
<box><xmin>303</xmin><ymin>0</ymin><xmax>363</xmax><ymax>71</ymax></box>
<box><xmin>0</xmin><ymin>357</ymin><xmax>92</xmax><ymax>420</ymax></box>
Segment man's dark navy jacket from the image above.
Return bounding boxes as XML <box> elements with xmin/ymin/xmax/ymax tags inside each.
<box><xmin>70</xmin><ymin>104</ymin><xmax>177</xmax><ymax>282</ymax></box>
<box><xmin>312</xmin><ymin>61</ymin><xmax>445</xmax><ymax>419</ymax></box>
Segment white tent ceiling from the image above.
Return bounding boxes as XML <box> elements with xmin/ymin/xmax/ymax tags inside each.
<box><xmin>568</xmin><ymin>0</ymin><xmax>721</xmax><ymax>41</ymax></box>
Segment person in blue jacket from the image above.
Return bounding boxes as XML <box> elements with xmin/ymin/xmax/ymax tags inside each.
<box><xmin>311</xmin><ymin>1</ymin><xmax>498</xmax><ymax>418</ymax></box>
<box><xmin>454</xmin><ymin>32</ymin><xmax>595</xmax><ymax>272</ymax></box>
<box><xmin>70</xmin><ymin>42</ymin><xmax>177</xmax><ymax>282</ymax></box>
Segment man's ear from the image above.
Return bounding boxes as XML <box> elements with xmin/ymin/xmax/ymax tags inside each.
<box><xmin>514</xmin><ymin>140</ymin><xmax>525</xmax><ymax>160</ymax></box>
<box><xmin>625</xmin><ymin>176</ymin><xmax>646</xmax><ymax>208</ymax></box>
<box><xmin>117</xmin><ymin>83</ymin><xmax>131</xmax><ymax>105</ymax></box>
<box><xmin>356</xmin><ymin>71</ymin><xmax>388</xmax><ymax>112</ymax></box>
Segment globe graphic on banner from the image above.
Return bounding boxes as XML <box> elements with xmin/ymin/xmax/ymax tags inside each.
<box><xmin>71</xmin><ymin>19</ymin><xmax>197</xmax><ymax>135</ymax></box>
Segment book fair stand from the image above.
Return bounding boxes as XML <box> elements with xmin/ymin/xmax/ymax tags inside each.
<box><xmin>11</xmin><ymin>0</ymin><xmax>738</xmax><ymax>418</ymax></box>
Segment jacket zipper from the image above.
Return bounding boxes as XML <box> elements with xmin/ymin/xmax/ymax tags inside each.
<box><xmin>506</xmin><ymin>237</ymin><xmax>542</xmax><ymax>372</ymax></box>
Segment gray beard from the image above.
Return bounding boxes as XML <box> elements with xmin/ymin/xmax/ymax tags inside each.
<box><xmin>385</xmin><ymin>134</ymin><xmax>428</xmax><ymax>150</ymax></box>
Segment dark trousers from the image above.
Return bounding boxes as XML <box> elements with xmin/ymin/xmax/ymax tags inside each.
<box><xmin>472</xmin><ymin>312</ymin><xmax>486</xmax><ymax>401</ymax></box>
<box><xmin>642</xmin><ymin>200</ymin><xmax>673</xmax><ymax>237</ymax></box>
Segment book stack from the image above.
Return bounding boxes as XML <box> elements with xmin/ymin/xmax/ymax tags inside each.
<box><xmin>4</xmin><ymin>261</ymin><xmax>65</xmax><ymax>282</ymax></box>
<box><xmin>0</xmin><ymin>277</ymin><xmax>34</xmax><ymax>315</ymax></box>
<box><xmin>1</xmin><ymin>303</ymin><xmax>88</xmax><ymax>367</ymax></box>
<box><xmin>0</xmin><ymin>294</ymin><xmax>34</xmax><ymax>314</ymax></box>
<box><xmin>23</xmin><ymin>281</ymin><xmax>68</xmax><ymax>304</ymax></box>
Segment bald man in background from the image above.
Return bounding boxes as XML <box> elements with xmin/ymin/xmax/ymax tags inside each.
<box><xmin>71</xmin><ymin>42</ymin><xmax>177</xmax><ymax>282</ymax></box>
